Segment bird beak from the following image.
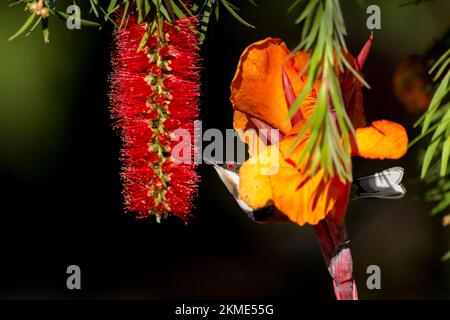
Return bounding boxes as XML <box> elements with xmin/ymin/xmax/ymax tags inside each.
<box><xmin>313</xmin><ymin>216</ymin><xmax>358</xmax><ymax>300</ymax></box>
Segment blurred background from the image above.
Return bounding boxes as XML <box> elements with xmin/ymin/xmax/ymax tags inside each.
<box><xmin>0</xmin><ymin>0</ymin><xmax>449</xmax><ymax>299</ymax></box>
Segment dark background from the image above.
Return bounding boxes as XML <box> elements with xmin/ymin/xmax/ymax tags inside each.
<box><xmin>0</xmin><ymin>0</ymin><xmax>449</xmax><ymax>299</ymax></box>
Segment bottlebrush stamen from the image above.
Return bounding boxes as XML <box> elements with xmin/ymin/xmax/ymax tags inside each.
<box><xmin>110</xmin><ymin>15</ymin><xmax>200</xmax><ymax>222</ymax></box>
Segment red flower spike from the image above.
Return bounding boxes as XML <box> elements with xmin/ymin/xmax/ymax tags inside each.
<box><xmin>110</xmin><ymin>15</ymin><xmax>200</xmax><ymax>221</ymax></box>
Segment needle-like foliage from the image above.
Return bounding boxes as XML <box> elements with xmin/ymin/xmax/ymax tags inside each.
<box><xmin>413</xmin><ymin>48</ymin><xmax>450</xmax><ymax>178</ymax></box>
<box><xmin>7</xmin><ymin>0</ymin><xmax>254</xmax><ymax>44</ymax></box>
<box><xmin>411</xmin><ymin>47</ymin><xmax>450</xmax><ymax>261</ymax></box>
<box><xmin>288</xmin><ymin>0</ymin><xmax>369</xmax><ymax>182</ymax></box>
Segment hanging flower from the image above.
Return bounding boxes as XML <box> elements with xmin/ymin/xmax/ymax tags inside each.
<box><xmin>110</xmin><ymin>15</ymin><xmax>200</xmax><ymax>222</ymax></box>
<box><xmin>230</xmin><ymin>37</ymin><xmax>408</xmax><ymax>299</ymax></box>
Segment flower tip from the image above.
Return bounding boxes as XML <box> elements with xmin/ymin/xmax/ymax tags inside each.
<box><xmin>357</xmin><ymin>33</ymin><xmax>374</xmax><ymax>71</ymax></box>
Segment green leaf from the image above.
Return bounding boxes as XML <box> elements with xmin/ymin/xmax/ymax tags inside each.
<box><xmin>119</xmin><ymin>1</ymin><xmax>130</xmax><ymax>29</ymax></box>
<box><xmin>422</xmin><ymin>137</ymin><xmax>442</xmax><ymax>178</ymax></box>
<box><xmin>409</xmin><ymin>116</ymin><xmax>450</xmax><ymax>149</ymax></box>
<box><xmin>441</xmin><ymin>136</ymin><xmax>450</xmax><ymax>176</ymax></box>
<box><xmin>9</xmin><ymin>0</ymin><xmax>25</xmax><ymax>8</ymax></box>
<box><xmin>42</xmin><ymin>18</ymin><xmax>49</xmax><ymax>43</ymax></box>
<box><xmin>414</xmin><ymin>47</ymin><xmax>450</xmax><ymax>183</ymax></box>
<box><xmin>26</xmin><ymin>16</ymin><xmax>42</xmax><ymax>37</ymax></box>
<box><xmin>433</xmin><ymin>59</ymin><xmax>450</xmax><ymax>82</ymax></box>
<box><xmin>432</xmin><ymin>193</ymin><xmax>450</xmax><ymax>216</ymax></box>
<box><xmin>159</xmin><ymin>3</ymin><xmax>173</xmax><ymax>23</ymax></box>
<box><xmin>177</xmin><ymin>0</ymin><xmax>196</xmax><ymax>18</ymax></box>
<box><xmin>137</xmin><ymin>26</ymin><xmax>150</xmax><ymax>52</ymax></box>
<box><xmin>422</xmin><ymin>72</ymin><xmax>450</xmax><ymax>133</ymax></box>
<box><xmin>430</xmin><ymin>48</ymin><xmax>450</xmax><ymax>74</ymax></box>
<box><xmin>103</xmin><ymin>4</ymin><xmax>120</xmax><ymax>26</ymax></box>
<box><xmin>137</xmin><ymin>0</ymin><xmax>144</xmax><ymax>23</ymax></box>
<box><xmin>8</xmin><ymin>13</ymin><xmax>36</xmax><ymax>41</ymax></box>
<box><xmin>225</xmin><ymin>1</ymin><xmax>240</xmax><ymax>12</ymax></box>
<box><xmin>215</xmin><ymin>0</ymin><xmax>220</xmax><ymax>20</ymax></box>
<box><xmin>51</xmin><ymin>10</ymin><xmax>101</xmax><ymax>27</ymax></box>
<box><xmin>152</xmin><ymin>0</ymin><xmax>172</xmax><ymax>23</ymax></box>
<box><xmin>90</xmin><ymin>0</ymin><xmax>100</xmax><ymax>18</ymax></box>
<box><xmin>295</xmin><ymin>0</ymin><xmax>318</xmax><ymax>24</ymax></box>
<box><xmin>288</xmin><ymin>0</ymin><xmax>302</xmax><ymax>13</ymax></box>
<box><xmin>442</xmin><ymin>250</ymin><xmax>450</xmax><ymax>262</ymax></box>
<box><xmin>288</xmin><ymin>0</ymin><xmax>360</xmax><ymax>181</ymax></box>
<box><xmin>145</xmin><ymin>0</ymin><xmax>151</xmax><ymax>15</ymax></box>
<box><xmin>302</xmin><ymin>6</ymin><xmax>322</xmax><ymax>47</ymax></box>
<box><xmin>170</xmin><ymin>0</ymin><xmax>185</xmax><ymax>19</ymax></box>
<box><xmin>108</xmin><ymin>0</ymin><xmax>119</xmax><ymax>12</ymax></box>
<box><xmin>220</xmin><ymin>0</ymin><xmax>255</xmax><ymax>28</ymax></box>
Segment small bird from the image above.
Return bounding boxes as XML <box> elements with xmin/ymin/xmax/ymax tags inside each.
<box><xmin>206</xmin><ymin>159</ymin><xmax>406</xmax><ymax>224</ymax></box>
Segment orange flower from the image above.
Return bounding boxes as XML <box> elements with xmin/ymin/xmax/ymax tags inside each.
<box><xmin>229</xmin><ymin>37</ymin><xmax>408</xmax><ymax>300</ymax></box>
<box><xmin>230</xmin><ymin>37</ymin><xmax>408</xmax><ymax>227</ymax></box>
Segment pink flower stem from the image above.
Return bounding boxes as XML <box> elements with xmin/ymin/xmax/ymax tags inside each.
<box><xmin>313</xmin><ymin>217</ymin><xmax>358</xmax><ymax>300</ymax></box>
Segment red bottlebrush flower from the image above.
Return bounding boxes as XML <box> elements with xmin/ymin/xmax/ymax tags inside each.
<box><xmin>110</xmin><ymin>15</ymin><xmax>200</xmax><ymax>222</ymax></box>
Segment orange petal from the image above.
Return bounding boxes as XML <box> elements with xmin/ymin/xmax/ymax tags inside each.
<box><xmin>278</xmin><ymin>121</ymin><xmax>310</xmax><ymax>168</ymax></box>
<box><xmin>238</xmin><ymin>144</ymin><xmax>349</xmax><ymax>226</ymax></box>
<box><xmin>270</xmin><ymin>163</ymin><xmax>349</xmax><ymax>226</ymax></box>
<box><xmin>233</xmin><ymin>110</ymin><xmax>254</xmax><ymax>132</ymax></box>
<box><xmin>352</xmin><ymin>120</ymin><xmax>408</xmax><ymax>159</ymax></box>
<box><xmin>238</xmin><ymin>147</ymin><xmax>279</xmax><ymax>209</ymax></box>
<box><xmin>234</xmin><ymin>111</ymin><xmax>283</xmax><ymax>157</ymax></box>
<box><xmin>233</xmin><ymin>110</ymin><xmax>259</xmax><ymax>150</ymax></box>
<box><xmin>231</xmin><ymin>38</ymin><xmax>303</xmax><ymax>135</ymax></box>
